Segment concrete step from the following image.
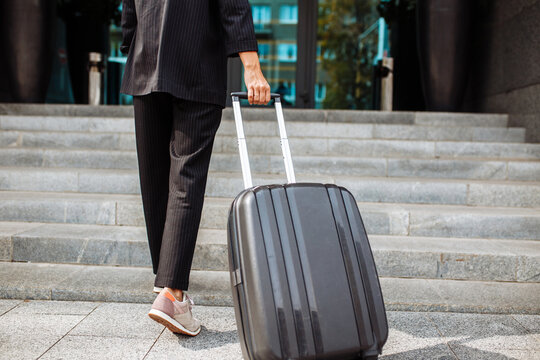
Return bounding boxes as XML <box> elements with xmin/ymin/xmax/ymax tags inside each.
<box><xmin>0</xmin><ymin>121</ymin><xmax>525</xmax><ymax>147</ymax></box>
<box><xmin>2</xmin><ymin>144</ymin><xmax>540</xmax><ymax>181</ymax></box>
<box><xmin>2</xmin><ymin>222</ymin><xmax>538</xmax><ymax>283</ymax></box>
<box><xmin>3</xmin><ymin>148</ymin><xmax>540</xmax><ymax>183</ymax></box>
<box><xmin>1</xmin><ymin>167</ymin><xmax>538</xmax><ymax>208</ymax></box>
<box><xmin>0</xmin><ymin>107</ymin><xmax>510</xmax><ymax>127</ymax></box>
<box><xmin>2</xmin><ymin>138</ymin><xmax>539</xmax><ymax>167</ymax></box>
<box><xmin>0</xmin><ymin>261</ymin><xmax>538</xmax><ymax>314</ymax></box>
<box><xmin>0</xmin><ymin>191</ymin><xmax>539</xmax><ymax>240</ymax></box>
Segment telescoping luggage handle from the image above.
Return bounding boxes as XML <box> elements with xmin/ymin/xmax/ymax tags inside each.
<box><xmin>231</xmin><ymin>92</ymin><xmax>296</xmax><ymax>189</ymax></box>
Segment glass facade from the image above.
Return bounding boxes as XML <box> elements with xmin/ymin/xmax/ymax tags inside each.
<box><xmin>244</xmin><ymin>0</ymin><xmax>298</xmax><ymax>106</ymax></box>
<box><xmin>47</xmin><ymin>1</ymin><xmax>385</xmax><ymax>109</ymax></box>
<box><xmin>316</xmin><ymin>0</ymin><xmax>382</xmax><ymax>109</ymax></box>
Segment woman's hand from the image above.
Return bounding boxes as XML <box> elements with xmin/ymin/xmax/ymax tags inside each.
<box><xmin>239</xmin><ymin>51</ymin><xmax>271</xmax><ymax>105</ymax></box>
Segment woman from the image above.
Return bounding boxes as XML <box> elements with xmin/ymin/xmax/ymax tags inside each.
<box><xmin>120</xmin><ymin>0</ymin><xmax>270</xmax><ymax>336</ymax></box>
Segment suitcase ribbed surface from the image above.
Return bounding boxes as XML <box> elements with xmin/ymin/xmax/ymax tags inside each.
<box><xmin>228</xmin><ymin>182</ymin><xmax>388</xmax><ymax>360</ymax></box>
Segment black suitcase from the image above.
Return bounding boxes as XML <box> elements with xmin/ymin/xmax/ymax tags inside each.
<box><xmin>227</xmin><ymin>92</ymin><xmax>388</xmax><ymax>360</ymax></box>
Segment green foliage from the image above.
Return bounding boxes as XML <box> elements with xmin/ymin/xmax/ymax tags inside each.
<box><xmin>318</xmin><ymin>0</ymin><xmax>379</xmax><ymax>109</ymax></box>
<box><xmin>57</xmin><ymin>0</ymin><xmax>122</xmax><ymax>26</ymax></box>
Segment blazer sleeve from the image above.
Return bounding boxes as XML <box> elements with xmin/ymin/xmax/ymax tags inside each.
<box><xmin>217</xmin><ymin>0</ymin><xmax>259</xmax><ymax>57</ymax></box>
<box><xmin>120</xmin><ymin>0</ymin><xmax>137</xmax><ymax>55</ymax></box>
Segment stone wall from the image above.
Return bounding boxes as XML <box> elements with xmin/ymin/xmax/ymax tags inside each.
<box><xmin>465</xmin><ymin>0</ymin><xmax>540</xmax><ymax>142</ymax></box>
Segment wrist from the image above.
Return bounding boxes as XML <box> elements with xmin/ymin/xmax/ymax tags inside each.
<box><xmin>239</xmin><ymin>51</ymin><xmax>260</xmax><ymax>71</ymax></box>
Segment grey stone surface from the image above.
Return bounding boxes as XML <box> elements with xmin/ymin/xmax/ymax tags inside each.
<box><xmin>78</xmin><ymin>170</ymin><xmax>141</xmax><ymax>194</ymax></box>
<box><xmin>0</xmin><ymin>197</ymin><xmax>115</xmax><ymax>225</ymax></box>
<box><xmin>380</xmin><ymin>277</ymin><xmax>540</xmax><ymax>314</ymax></box>
<box><xmin>435</xmin><ymin>141</ymin><xmax>540</xmax><ymax>160</ymax></box>
<box><xmin>42</xmin><ymin>148</ymin><xmax>138</xmax><ymax>169</ymax></box>
<box><xmin>70</xmin><ymin>302</ymin><xmax>162</xmax><ymax>338</ymax></box>
<box><xmin>381</xmin><ymin>312</ymin><xmax>456</xmax><ymax>359</ymax></box>
<box><xmin>467</xmin><ymin>182</ymin><xmax>540</xmax><ymax>208</ymax></box>
<box><xmin>0</xmin><ymin>299</ymin><xmax>22</xmax><ymax>315</ymax></box>
<box><xmin>328</xmin><ymin>138</ymin><xmax>436</xmax><ymax>158</ymax></box>
<box><xmin>0</xmin><ymin>222</ymin><xmax>42</xmax><ymax>261</ymax></box>
<box><xmin>39</xmin><ymin>263</ymin><xmax>232</xmax><ymax>306</ymax></box>
<box><xmin>0</xmin><ymin>104</ymin><xmax>134</xmax><ymax>117</ymax></box>
<box><xmin>18</xmin><ymin>131</ymin><xmax>123</xmax><ymax>149</ymax></box>
<box><xmin>11</xmin><ymin>223</ymin><xmax>150</xmax><ymax>267</ymax></box>
<box><xmin>10</xmin><ymin>220</ymin><xmax>539</xmax><ymax>282</ymax></box>
<box><xmin>426</xmin><ymin>312</ymin><xmax>539</xmax><ymax>359</ymax></box>
<box><xmin>415</xmin><ymin>112</ymin><xmax>508</xmax><ymax>127</ymax></box>
<box><xmin>508</xmin><ymin>161</ymin><xmax>540</xmax><ymax>181</ymax></box>
<box><xmin>0</xmin><ymin>147</ymin><xmax>44</xmax><ymax>166</ymax></box>
<box><xmin>51</xmin><ymin>264</ymin><xmax>157</xmax><ymax>304</ymax></box>
<box><xmin>3</xmin><ymin>297</ymin><xmax>539</xmax><ymax>360</ymax></box>
<box><xmin>326</xmin><ymin>110</ymin><xmax>415</xmax><ymax>124</ymax></box>
<box><xmin>387</xmin><ymin>158</ymin><xmax>508</xmax><ymax>180</ymax></box>
<box><xmin>373</xmin><ymin>124</ymin><xmax>525</xmax><ymax>143</ymax></box>
<box><xmin>8</xmin><ymin>299</ymin><xmax>98</xmax><ymax>315</ymax></box>
<box><xmin>0</xmin><ymin>131</ymin><xmax>20</xmax><ymax>147</ymax></box>
<box><xmin>219</xmin><ymin>119</ymin><xmax>375</xmax><ymax>139</ymax></box>
<box><xmin>145</xmin><ymin>306</ymin><xmax>242</xmax><ymax>360</ymax></box>
<box><xmin>0</xmin><ymin>167</ymin><xmax>78</xmax><ymax>192</ymax></box>
<box><xmin>116</xmin><ymin>199</ymin><xmax>145</xmax><ymax>226</ymax></box>
<box><xmin>471</xmin><ymin>127</ymin><xmax>526</xmax><ymax>142</ymax></box>
<box><xmin>39</xmin><ymin>335</ymin><xmax>156</xmax><ymax>360</ymax></box>
<box><xmin>340</xmin><ymin>178</ymin><xmax>468</xmax><ymax>205</ymax></box>
<box><xmin>0</xmin><ymin>115</ymin><xmax>93</xmax><ymax>131</ymax></box>
<box><xmin>512</xmin><ymin>314</ymin><xmax>540</xmax><ymax>332</ymax></box>
<box><xmin>0</xmin><ymin>262</ymin><xmax>85</xmax><ymax>300</ymax></box>
<box><xmin>409</xmin><ymin>208</ymin><xmax>540</xmax><ymax>240</ymax></box>
<box><xmin>0</xmin><ymin>116</ymin><xmax>134</xmax><ymax>134</ymax></box>
<box><xmin>374</xmin><ymin>124</ymin><xmax>473</xmax><ymax>141</ymax></box>
<box><xmin>2</xmin><ymin>261</ymin><xmax>540</xmax><ymax>313</ymax></box>
<box><xmin>0</xmin><ymin>311</ymin><xmax>84</xmax><ymax>336</ymax></box>
<box><xmin>0</xmin><ymin>332</ymin><xmax>67</xmax><ymax>360</ymax></box>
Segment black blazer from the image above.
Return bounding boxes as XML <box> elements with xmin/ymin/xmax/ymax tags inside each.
<box><xmin>119</xmin><ymin>0</ymin><xmax>258</xmax><ymax>107</ymax></box>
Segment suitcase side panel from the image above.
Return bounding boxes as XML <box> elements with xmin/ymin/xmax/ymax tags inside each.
<box><xmin>228</xmin><ymin>190</ymin><xmax>282</xmax><ymax>360</ymax></box>
<box><xmin>256</xmin><ymin>189</ymin><xmax>313</xmax><ymax>359</ymax></box>
<box><xmin>340</xmin><ymin>187</ymin><xmax>389</xmax><ymax>349</ymax></box>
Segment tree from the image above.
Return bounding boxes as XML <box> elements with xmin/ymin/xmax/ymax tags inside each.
<box><xmin>318</xmin><ymin>0</ymin><xmax>380</xmax><ymax>109</ymax></box>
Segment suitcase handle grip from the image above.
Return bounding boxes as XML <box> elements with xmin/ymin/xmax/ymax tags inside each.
<box><xmin>231</xmin><ymin>92</ymin><xmax>282</xmax><ymax>100</ymax></box>
<box><xmin>231</xmin><ymin>92</ymin><xmax>296</xmax><ymax>189</ymax></box>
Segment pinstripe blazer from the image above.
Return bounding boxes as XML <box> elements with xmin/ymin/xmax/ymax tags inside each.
<box><xmin>119</xmin><ymin>0</ymin><xmax>258</xmax><ymax>107</ymax></box>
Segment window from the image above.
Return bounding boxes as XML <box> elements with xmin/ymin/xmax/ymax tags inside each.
<box><xmin>279</xmin><ymin>5</ymin><xmax>298</xmax><ymax>24</ymax></box>
<box><xmin>252</xmin><ymin>5</ymin><xmax>271</xmax><ymax>30</ymax></box>
<box><xmin>277</xmin><ymin>44</ymin><xmax>297</xmax><ymax>62</ymax></box>
<box><xmin>258</xmin><ymin>43</ymin><xmax>270</xmax><ymax>62</ymax></box>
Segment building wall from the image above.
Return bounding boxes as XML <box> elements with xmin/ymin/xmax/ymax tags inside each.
<box><xmin>465</xmin><ymin>0</ymin><xmax>540</xmax><ymax>142</ymax></box>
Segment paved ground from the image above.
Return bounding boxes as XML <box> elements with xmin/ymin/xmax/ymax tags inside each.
<box><xmin>0</xmin><ymin>300</ymin><xmax>538</xmax><ymax>359</ymax></box>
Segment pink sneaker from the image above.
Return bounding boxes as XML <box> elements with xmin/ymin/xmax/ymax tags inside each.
<box><xmin>148</xmin><ymin>289</ymin><xmax>201</xmax><ymax>336</ymax></box>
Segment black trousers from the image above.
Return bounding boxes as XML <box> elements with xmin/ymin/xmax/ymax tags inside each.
<box><xmin>133</xmin><ymin>92</ymin><xmax>222</xmax><ymax>290</ymax></box>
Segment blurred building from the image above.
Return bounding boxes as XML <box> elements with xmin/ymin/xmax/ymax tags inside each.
<box><xmin>0</xmin><ymin>0</ymin><xmax>538</xmax><ymax>140</ymax></box>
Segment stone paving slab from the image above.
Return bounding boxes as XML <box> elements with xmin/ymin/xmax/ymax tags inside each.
<box><xmin>0</xmin><ymin>299</ymin><xmax>537</xmax><ymax>360</ymax></box>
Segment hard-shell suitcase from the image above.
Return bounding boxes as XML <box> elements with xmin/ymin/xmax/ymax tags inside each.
<box><xmin>227</xmin><ymin>92</ymin><xmax>388</xmax><ymax>360</ymax></box>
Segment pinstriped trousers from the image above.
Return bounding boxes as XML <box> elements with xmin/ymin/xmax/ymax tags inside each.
<box><xmin>133</xmin><ymin>92</ymin><xmax>222</xmax><ymax>290</ymax></box>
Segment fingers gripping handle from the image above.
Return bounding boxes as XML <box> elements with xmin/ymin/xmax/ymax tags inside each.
<box><xmin>231</xmin><ymin>93</ymin><xmax>296</xmax><ymax>190</ymax></box>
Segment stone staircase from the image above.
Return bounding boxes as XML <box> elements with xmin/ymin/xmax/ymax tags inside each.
<box><xmin>0</xmin><ymin>104</ymin><xmax>539</xmax><ymax>314</ymax></box>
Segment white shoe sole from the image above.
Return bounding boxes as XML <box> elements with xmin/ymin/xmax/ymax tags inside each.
<box><xmin>153</xmin><ymin>286</ymin><xmax>163</xmax><ymax>293</ymax></box>
<box><xmin>148</xmin><ymin>309</ymin><xmax>201</xmax><ymax>336</ymax></box>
